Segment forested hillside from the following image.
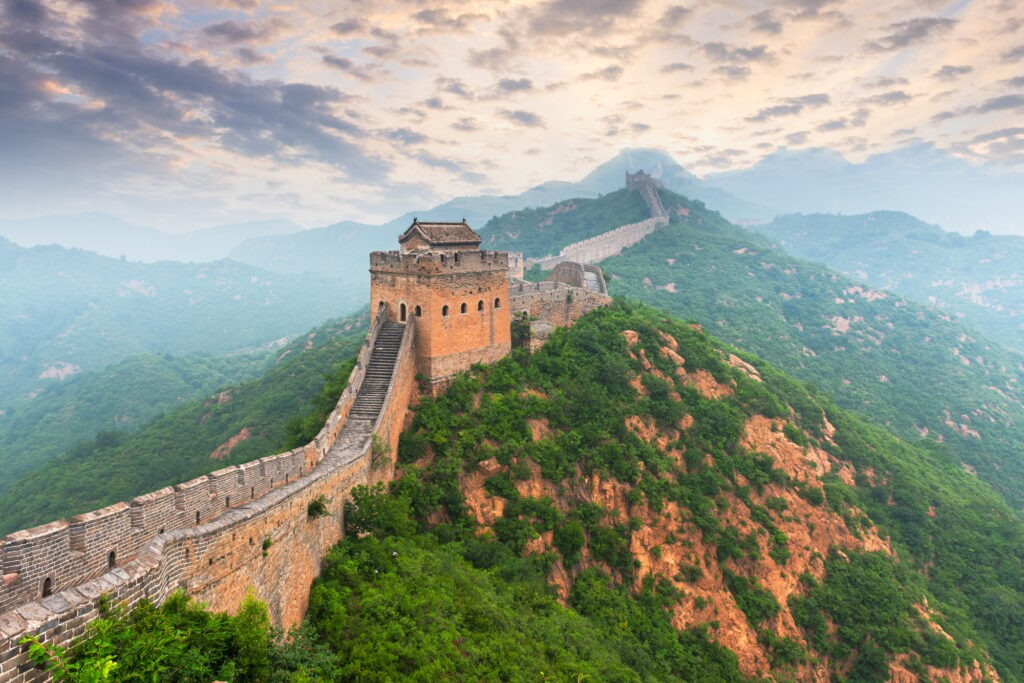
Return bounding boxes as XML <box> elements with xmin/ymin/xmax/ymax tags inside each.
<box><xmin>0</xmin><ymin>237</ymin><xmax>360</xmax><ymax>407</ymax></box>
<box><xmin>0</xmin><ymin>312</ymin><xmax>369</xmax><ymax>534</ymax></box>
<box><xmin>0</xmin><ymin>350</ymin><xmax>272</xmax><ymax>497</ymax></box>
<box><xmin>482</xmin><ymin>187</ymin><xmax>1024</xmax><ymax>510</ymax></box>
<box><xmin>40</xmin><ymin>303</ymin><xmax>1024</xmax><ymax>681</ymax></box>
<box><xmin>754</xmin><ymin>211</ymin><xmax>1024</xmax><ymax>351</ymax></box>
<box><xmin>477</xmin><ymin>188</ymin><xmax>651</xmax><ymax>257</ymax></box>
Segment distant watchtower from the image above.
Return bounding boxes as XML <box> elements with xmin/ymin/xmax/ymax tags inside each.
<box><xmin>370</xmin><ymin>219</ymin><xmax>511</xmax><ymax>387</ymax></box>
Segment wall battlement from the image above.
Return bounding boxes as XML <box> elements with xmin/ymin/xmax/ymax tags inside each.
<box><xmin>1</xmin><ymin>308</ymin><xmax>418</xmax><ymax>682</ymax></box>
<box><xmin>370</xmin><ymin>249</ymin><xmax>509</xmax><ymax>275</ymax></box>
<box><xmin>1</xmin><ymin>222</ymin><xmax>610</xmax><ymax>681</ymax></box>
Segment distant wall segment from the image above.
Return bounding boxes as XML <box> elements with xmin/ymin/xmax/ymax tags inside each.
<box><xmin>0</xmin><ymin>309</ymin><xmax>417</xmax><ymax>682</ymax></box>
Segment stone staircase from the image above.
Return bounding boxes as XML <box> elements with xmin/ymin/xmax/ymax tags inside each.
<box><xmin>332</xmin><ymin>321</ymin><xmax>406</xmax><ymax>452</ymax></box>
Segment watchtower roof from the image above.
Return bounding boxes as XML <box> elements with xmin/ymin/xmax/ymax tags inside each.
<box><xmin>399</xmin><ymin>218</ymin><xmax>482</xmax><ymax>249</ymax></box>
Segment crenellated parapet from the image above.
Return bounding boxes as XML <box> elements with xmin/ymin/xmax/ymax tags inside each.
<box><xmin>370</xmin><ymin>249</ymin><xmax>509</xmax><ymax>276</ymax></box>
<box><xmin>0</xmin><ymin>307</ymin><xmax>419</xmax><ymax>682</ymax></box>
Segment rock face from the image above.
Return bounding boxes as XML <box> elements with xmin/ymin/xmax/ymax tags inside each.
<box><xmin>425</xmin><ymin>322</ymin><xmax>997</xmax><ymax>682</ymax></box>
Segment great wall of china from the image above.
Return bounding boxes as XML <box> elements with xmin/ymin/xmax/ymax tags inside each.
<box><xmin>0</xmin><ymin>218</ymin><xmax>614</xmax><ymax>681</ymax></box>
<box><xmin>527</xmin><ymin>170</ymin><xmax>670</xmax><ymax>271</ymax></box>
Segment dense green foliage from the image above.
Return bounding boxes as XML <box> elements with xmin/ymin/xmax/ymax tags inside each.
<box><xmin>0</xmin><ymin>350</ymin><xmax>271</xmax><ymax>497</ymax></box>
<box><xmin>393</xmin><ymin>302</ymin><xmax>1024</xmax><ymax>680</ymax></box>
<box><xmin>543</xmin><ymin>190</ymin><xmax>1024</xmax><ymax>511</ymax></box>
<box><xmin>477</xmin><ymin>188</ymin><xmax>650</xmax><ymax>257</ymax></box>
<box><xmin>24</xmin><ymin>593</ymin><xmax>277</xmax><ymax>682</ymax></box>
<box><xmin>24</xmin><ymin>302</ymin><xmax>1024</xmax><ymax>680</ymax></box>
<box><xmin>0</xmin><ymin>313</ymin><xmax>368</xmax><ymax>533</ymax></box>
<box><xmin>755</xmin><ymin>211</ymin><xmax>1024</xmax><ymax>351</ymax></box>
<box><xmin>0</xmin><ymin>236</ymin><xmax>360</xmax><ymax>407</ymax></box>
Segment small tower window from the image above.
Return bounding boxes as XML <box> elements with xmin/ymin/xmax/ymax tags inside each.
<box><xmin>108</xmin><ymin>551</ymin><xmax>116</xmax><ymax>569</ymax></box>
<box><xmin>42</xmin><ymin>577</ymin><xmax>52</xmax><ymax>598</ymax></box>
<box><xmin>400</xmin><ymin>303</ymin><xmax>407</xmax><ymax>321</ymax></box>
<box><xmin>195</xmin><ymin>511</ymin><xmax>201</xmax><ymax>525</ymax></box>
<box><xmin>460</xmin><ymin>302</ymin><xmax>467</xmax><ymax>314</ymax></box>
<box><xmin>442</xmin><ymin>305</ymin><xmax>449</xmax><ymax>317</ymax></box>
<box><xmin>494</xmin><ymin>298</ymin><xmax>502</xmax><ymax>309</ymax></box>
<box><xmin>415</xmin><ymin>305</ymin><xmax>422</xmax><ymax>317</ymax></box>
<box><xmin>477</xmin><ymin>300</ymin><xmax>484</xmax><ymax>311</ymax></box>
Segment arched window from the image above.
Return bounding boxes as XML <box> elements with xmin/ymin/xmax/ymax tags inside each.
<box><xmin>195</xmin><ymin>511</ymin><xmax>201</xmax><ymax>525</ymax></box>
<box><xmin>460</xmin><ymin>302</ymin><xmax>467</xmax><ymax>314</ymax></box>
<box><xmin>440</xmin><ymin>254</ymin><xmax>446</xmax><ymax>264</ymax></box>
<box><xmin>251</xmin><ymin>486</ymin><xmax>255</xmax><ymax>499</ymax></box>
<box><xmin>378</xmin><ymin>300</ymin><xmax>385</xmax><ymax>311</ymax></box>
<box><xmin>42</xmin><ymin>577</ymin><xmax>52</xmax><ymax>598</ymax></box>
<box><xmin>477</xmin><ymin>300</ymin><xmax>484</xmax><ymax>311</ymax></box>
<box><xmin>415</xmin><ymin>305</ymin><xmax>422</xmax><ymax>317</ymax></box>
<box><xmin>442</xmin><ymin>305</ymin><xmax>449</xmax><ymax>317</ymax></box>
<box><xmin>400</xmin><ymin>303</ymin><xmax>407</xmax><ymax>321</ymax></box>
<box><xmin>158</xmin><ymin>528</ymin><xmax>165</xmax><ymax>535</ymax></box>
<box><xmin>494</xmin><ymin>297</ymin><xmax>502</xmax><ymax>309</ymax></box>
<box><xmin>225</xmin><ymin>496</ymin><xmax>231</xmax><ymax>508</ymax></box>
<box><xmin>108</xmin><ymin>551</ymin><xmax>116</xmax><ymax>569</ymax></box>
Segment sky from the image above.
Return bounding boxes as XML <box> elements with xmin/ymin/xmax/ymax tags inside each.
<box><xmin>1</xmin><ymin>0</ymin><xmax>1022</xmax><ymax>231</ymax></box>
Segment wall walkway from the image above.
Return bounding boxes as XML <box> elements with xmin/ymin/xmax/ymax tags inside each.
<box><xmin>0</xmin><ymin>308</ymin><xmax>417</xmax><ymax>682</ymax></box>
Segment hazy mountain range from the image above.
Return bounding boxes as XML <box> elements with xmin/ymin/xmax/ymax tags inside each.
<box><xmin>0</xmin><ymin>214</ymin><xmax>303</xmax><ymax>263</ymax></box>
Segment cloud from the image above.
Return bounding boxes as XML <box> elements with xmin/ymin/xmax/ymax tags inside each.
<box><xmin>864</xmin><ymin>76</ymin><xmax>909</xmax><ymax>88</ymax></box>
<box><xmin>3</xmin><ymin>0</ymin><xmax>47</xmax><ymax>25</ymax></box>
<box><xmin>786</xmin><ymin>131</ymin><xmax>809</xmax><ymax>145</ymax></box>
<box><xmin>498</xmin><ymin>109</ymin><xmax>545</xmax><ymax>127</ymax></box>
<box><xmin>749</xmin><ymin>10</ymin><xmax>782</xmax><ymax>35</ymax></box>
<box><xmin>202</xmin><ymin>18</ymin><xmax>287</xmax><ymax>44</ymax></box>
<box><xmin>817</xmin><ymin>108</ymin><xmax>870</xmax><ymax>131</ymax></box>
<box><xmin>527</xmin><ymin>0</ymin><xmax>644</xmax><ymax>36</ymax></box>
<box><xmin>977</xmin><ymin>94</ymin><xmax>1024</xmax><ymax>113</ymax></box>
<box><xmin>1004</xmin><ymin>45</ymin><xmax>1024</xmax><ymax>63</ymax></box>
<box><xmin>435</xmin><ymin>77</ymin><xmax>474</xmax><ymax>99</ymax></box>
<box><xmin>451</xmin><ymin>117</ymin><xmax>479</xmax><ymax>132</ymax></box>
<box><xmin>714</xmin><ymin>65</ymin><xmax>751</xmax><ymax>80</ymax></box>
<box><xmin>660</xmin><ymin>62</ymin><xmax>693</xmax><ymax>73</ymax></box>
<box><xmin>746</xmin><ymin>93</ymin><xmax>830</xmax><ymax>121</ymax></box>
<box><xmin>330</xmin><ymin>19</ymin><xmax>364</xmax><ymax>36</ymax></box>
<box><xmin>860</xmin><ymin>90</ymin><xmax>913</xmax><ymax>105</ymax></box>
<box><xmin>581</xmin><ymin>65</ymin><xmax>623</xmax><ymax>81</ymax></box>
<box><xmin>234</xmin><ymin>47</ymin><xmax>266</xmax><ymax>65</ymax></box>
<box><xmin>496</xmin><ymin>77</ymin><xmax>532</xmax><ymax>92</ymax></box>
<box><xmin>702</xmin><ymin>42</ymin><xmax>773</xmax><ymax>63</ymax></box>
<box><xmin>1004</xmin><ymin>76</ymin><xmax>1024</xmax><ymax>88</ymax></box>
<box><xmin>661</xmin><ymin>5</ymin><xmax>691</xmax><ymax>25</ymax></box>
<box><xmin>322</xmin><ymin>55</ymin><xmax>385</xmax><ymax>82</ymax></box>
<box><xmin>865</xmin><ymin>17</ymin><xmax>956</xmax><ymax>52</ymax></box>
<box><xmin>413</xmin><ymin>8</ymin><xmax>487</xmax><ymax>32</ymax></box>
<box><xmin>934</xmin><ymin>64</ymin><xmax>972</xmax><ymax>80</ymax></box>
<box><xmin>384</xmin><ymin>128</ymin><xmax>428</xmax><ymax>145</ymax></box>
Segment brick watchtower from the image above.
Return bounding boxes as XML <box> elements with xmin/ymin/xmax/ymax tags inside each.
<box><xmin>370</xmin><ymin>219</ymin><xmax>511</xmax><ymax>386</ymax></box>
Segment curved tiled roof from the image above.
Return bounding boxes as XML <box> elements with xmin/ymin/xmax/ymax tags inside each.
<box><xmin>399</xmin><ymin>219</ymin><xmax>481</xmax><ymax>246</ymax></box>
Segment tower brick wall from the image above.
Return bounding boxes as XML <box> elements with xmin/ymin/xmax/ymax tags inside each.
<box><xmin>370</xmin><ymin>249</ymin><xmax>511</xmax><ymax>385</ymax></box>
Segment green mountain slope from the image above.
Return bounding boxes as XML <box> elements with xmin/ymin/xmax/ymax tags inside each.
<box><xmin>483</xmin><ymin>188</ymin><xmax>1024</xmax><ymax>510</ymax></box>
<box><xmin>0</xmin><ymin>312</ymin><xmax>369</xmax><ymax>534</ymax></box>
<box><xmin>753</xmin><ymin>211</ymin><xmax>1024</xmax><ymax>351</ymax></box>
<box><xmin>47</xmin><ymin>302</ymin><xmax>1024</xmax><ymax>680</ymax></box>
<box><xmin>0</xmin><ymin>237</ymin><xmax>361</xmax><ymax>407</ymax></box>
<box><xmin>0</xmin><ymin>350</ymin><xmax>272</xmax><ymax>496</ymax></box>
<box><xmin>478</xmin><ymin>188</ymin><xmax>650</xmax><ymax>257</ymax></box>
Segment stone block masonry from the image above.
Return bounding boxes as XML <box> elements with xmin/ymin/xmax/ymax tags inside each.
<box><xmin>0</xmin><ymin>307</ymin><xmax>417</xmax><ymax>682</ymax></box>
<box><xmin>0</xmin><ymin>219</ymin><xmax>607</xmax><ymax>681</ymax></box>
<box><xmin>527</xmin><ymin>171</ymin><xmax>669</xmax><ymax>271</ymax></box>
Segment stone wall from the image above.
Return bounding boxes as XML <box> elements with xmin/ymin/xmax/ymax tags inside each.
<box><xmin>510</xmin><ymin>279</ymin><xmax>612</xmax><ymax>348</ymax></box>
<box><xmin>527</xmin><ymin>216</ymin><xmax>668</xmax><ymax>271</ymax></box>
<box><xmin>370</xmin><ymin>249</ymin><xmax>511</xmax><ymax>386</ymax></box>
<box><xmin>0</xmin><ymin>308</ymin><xmax>417</xmax><ymax>682</ymax></box>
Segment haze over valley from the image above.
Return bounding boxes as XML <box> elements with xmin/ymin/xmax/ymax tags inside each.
<box><xmin>2</xmin><ymin>1</ymin><xmax>1024</xmax><ymax>681</ymax></box>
